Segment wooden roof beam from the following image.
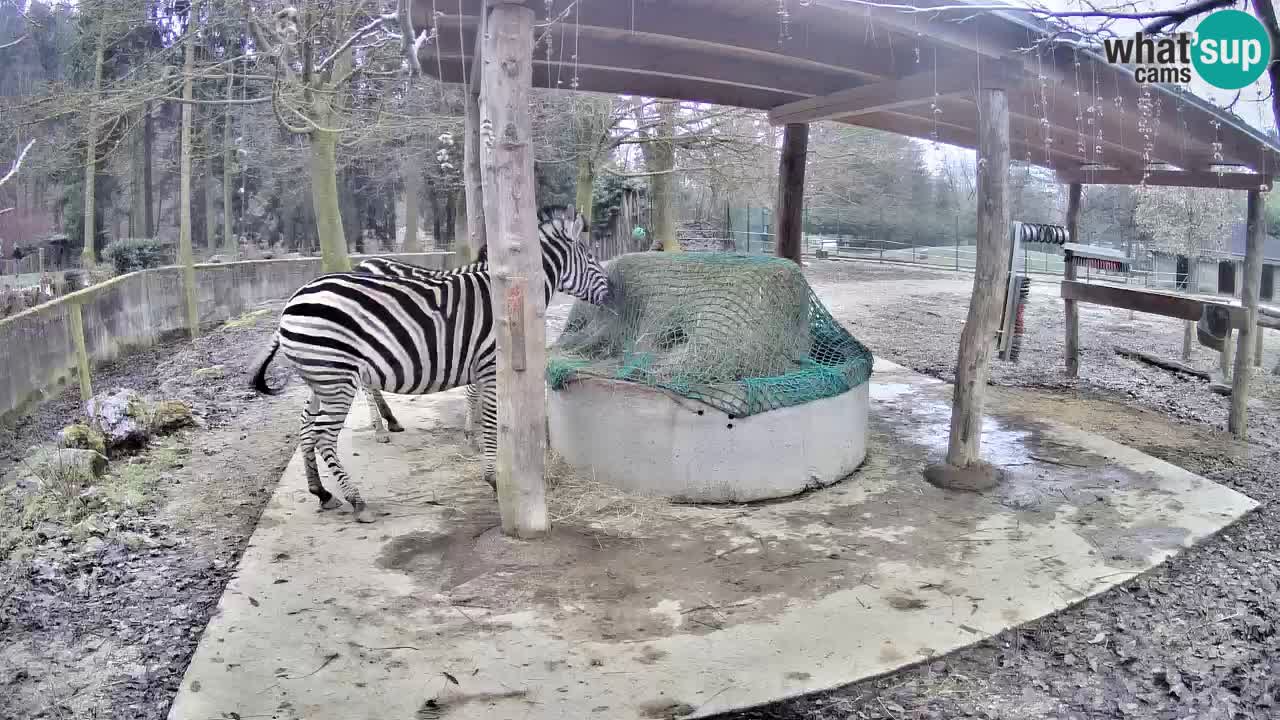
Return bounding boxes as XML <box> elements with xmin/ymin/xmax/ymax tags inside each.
<box><xmin>1055</xmin><ymin>168</ymin><xmax>1273</xmax><ymax>191</ymax></box>
<box><xmin>767</xmin><ymin>61</ymin><xmax>1022</xmax><ymax>126</ymax></box>
<box><xmin>850</xmin><ymin>110</ymin><xmax>1088</xmax><ymax>171</ymax></box>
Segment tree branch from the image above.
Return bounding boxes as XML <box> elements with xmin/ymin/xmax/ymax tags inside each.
<box><xmin>0</xmin><ymin>35</ymin><xmax>28</xmax><ymax>52</ymax></box>
<box><xmin>0</xmin><ymin>140</ymin><xmax>35</xmax><ymax>189</ymax></box>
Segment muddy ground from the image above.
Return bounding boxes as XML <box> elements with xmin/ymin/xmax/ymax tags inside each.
<box><xmin>1</xmin><ymin>260</ymin><xmax>1277</xmax><ymax>720</ymax></box>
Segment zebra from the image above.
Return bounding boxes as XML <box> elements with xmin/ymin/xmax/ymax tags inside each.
<box><xmin>250</xmin><ymin>206</ymin><xmax>610</xmax><ymax>523</ymax></box>
<box><xmin>352</xmin><ymin>246</ymin><xmax>488</xmax><ymax>445</ymax></box>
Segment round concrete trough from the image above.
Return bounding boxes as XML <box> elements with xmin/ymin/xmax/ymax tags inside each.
<box><xmin>547</xmin><ymin>378</ymin><xmax>869</xmax><ymax>503</ymax></box>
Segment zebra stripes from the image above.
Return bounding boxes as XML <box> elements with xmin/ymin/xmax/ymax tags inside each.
<box><xmin>251</xmin><ymin>207</ymin><xmax>610</xmax><ymax>523</ymax></box>
<box><xmin>352</xmin><ymin>247</ymin><xmax>489</xmax><ymax>445</ymax></box>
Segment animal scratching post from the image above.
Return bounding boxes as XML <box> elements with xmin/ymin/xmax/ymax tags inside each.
<box><xmin>774</xmin><ymin>123</ymin><xmax>808</xmax><ymax>265</ymax></box>
<box><xmin>1063</xmin><ymin>183</ymin><xmax>1082</xmax><ymax>377</ymax></box>
<box><xmin>925</xmin><ymin>87</ymin><xmax>1010</xmax><ymax>493</ymax></box>
<box><xmin>480</xmin><ymin>2</ymin><xmax>549</xmax><ymax>539</ymax></box>
<box><xmin>1229</xmin><ymin>189</ymin><xmax>1265</xmax><ymax>438</ymax></box>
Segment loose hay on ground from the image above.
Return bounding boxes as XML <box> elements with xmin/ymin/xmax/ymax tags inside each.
<box><xmin>543</xmin><ymin>451</ymin><xmax>669</xmax><ymax>538</ymax></box>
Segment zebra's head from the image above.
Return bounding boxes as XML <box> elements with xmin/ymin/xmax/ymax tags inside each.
<box><xmin>540</xmin><ymin>206</ymin><xmax>611</xmax><ymax>306</ymax></box>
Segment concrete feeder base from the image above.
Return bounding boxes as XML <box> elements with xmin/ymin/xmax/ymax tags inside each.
<box><xmin>547</xmin><ymin>377</ymin><xmax>869</xmax><ymax>503</ymax></box>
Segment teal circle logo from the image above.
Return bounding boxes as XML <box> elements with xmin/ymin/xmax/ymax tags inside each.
<box><xmin>1192</xmin><ymin>10</ymin><xmax>1272</xmax><ymax>90</ymax></box>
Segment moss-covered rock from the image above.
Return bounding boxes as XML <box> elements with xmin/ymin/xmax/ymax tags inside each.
<box><xmin>149</xmin><ymin>400</ymin><xmax>194</xmax><ymax>434</ymax></box>
<box><xmin>59</xmin><ymin>423</ymin><xmax>107</xmax><ymax>455</ymax></box>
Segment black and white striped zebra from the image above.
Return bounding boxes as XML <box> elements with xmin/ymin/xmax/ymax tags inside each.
<box><xmin>352</xmin><ymin>247</ymin><xmax>488</xmax><ymax>445</ymax></box>
<box><xmin>250</xmin><ymin>207</ymin><xmax>610</xmax><ymax>523</ymax></box>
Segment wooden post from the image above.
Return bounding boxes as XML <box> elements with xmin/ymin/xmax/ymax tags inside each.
<box><xmin>1255</xmin><ymin>328</ymin><xmax>1264</xmax><ymax>367</ymax></box>
<box><xmin>774</xmin><ymin>122</ymin><xmax>808</xmax><ymax>265</ymax></box>
<box><xmin>463</xmin><ymin>10</ymin><xmax>487</xmax><ymax>262</ymax></box>
<box><xmin>1220</xmin><ymin>327</ymin><xmax>1234</xmax><ymax>381</ymax></box>
<box><xmin>924</xmin><ymin>87</ymin><xmax>1010</xmax><ymax>492</ymax></box>
<box><xmin>1229</xmin><ymin>189</ymin><xmax>1265</xmax><ymax>438</ymax></box>
<box><xmin>479</xmin><ymin>2</ymin><xmax>549</xmax><ymax>538</ymax></box>
<box><xmin>68</xmin><ymin>302</ymin><xmax>92</xmax><ymax>402</ymax></box>
<box><xmin>1063</xmin><ymin>183</ymin><xmax>1082</xmax><ymax>377</ymax></box>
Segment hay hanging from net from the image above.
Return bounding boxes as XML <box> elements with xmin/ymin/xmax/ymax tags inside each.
<box><xmin>547</xmin><ymin>252</ymin><xmax>873</xmax><ymax>418</ymax></box>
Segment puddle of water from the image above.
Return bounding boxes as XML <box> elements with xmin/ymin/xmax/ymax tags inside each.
<box><xmin>870</xmin><ymin>383</ymin><xmax>916</xmax><ymax>401</ymax></box>
<box><xmin>891</xmin><ymin>397</ymin><xmax>1034</xmax><ymax>467</ymax></box>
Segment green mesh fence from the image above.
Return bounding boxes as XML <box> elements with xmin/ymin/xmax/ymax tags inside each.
<box><xmin>546</xmin><ymin>252</ymin><xmax>874</xmax><ymax>418</ymax></box>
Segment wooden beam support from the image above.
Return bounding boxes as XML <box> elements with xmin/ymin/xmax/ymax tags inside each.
<box><xmin>943</xmin><ymin>87</ymin><xmax>1011</xmax><ymax>477</ymax></box>
<box><xmin>774</xmin><ymin>123</ymin><xmax>808</xmax><ymax>265</ymax></box>
<box><xmin>1063</xmin><ymin>183</ymin><xmax>1082</xmax><ymax>377</ymax></box>
<box><xmin>1060</xmin><ymin>280</ymin><xmax>1280</xmax><ymax>330</ymax></box>
<box><xmin>479</xmin><ymin>2</ymin><xmax>548</xmax><ymax>539</ymax></box>
<box><xmin>768</xmin><ymin>62</ymin><xmax>1021</xmax><ymax>126</ymax></box>
<box><xmin>1056</xmin><ymin>169</ymin><xmax>1273</xmax><ymax>191</ymax></box>
<box><xmin>1229</xmin><ymin>189</ymin><xmax>1266</xmax><ymax>438</ymax></box>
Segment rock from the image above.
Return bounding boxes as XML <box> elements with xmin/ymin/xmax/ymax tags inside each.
<box><xmin>18</xmin><ymin>447</ymin><xmax>108</xmax><ymax>486</ymax></box>
<box><xmin>150</xmin><ymin>400</ymin><xmax>194</xmax><ymax>434</ymax></box>
<box><xmin>86</xmin><ymin>389</ymin><xmax>151</xmax><ymax>453</ymax></box>
<box><xmin>59</xmin><ymin>423</ymin><xmax>107</xmax><ymax>455</ymax></box>
<box><xmin>192</xmin><ymin>365</ymin><xmax>226</xmax><ymax>381</ymax></box>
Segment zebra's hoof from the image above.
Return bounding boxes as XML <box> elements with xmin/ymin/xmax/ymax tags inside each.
<box><xmin>353</xmin><ymin>507</ymin><xmax>376</xmax><ymax>523</ymax></box>
<box><xmin>483</xmin><ymin>473</ymin><xmax>497</xmax><ymax>492</ymax></box>
<box><xmin>320</xmin><ymin>496</ymin><xmax>344</xmax><ymax>511</ymax></box>
<box><xmin>387</xmin><ymin>421</ymin><xmax>405</xmax><ymax>433</ymax></box>
<box><xmin>375</xmin><ymin>432</ymin><xmax>391</xmax><ymax>444</ymax></box>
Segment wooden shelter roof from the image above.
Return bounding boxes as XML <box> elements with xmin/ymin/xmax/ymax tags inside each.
<box><xmin>414</xmin><ymin>0</ymin><xmax>1280</xmax><ymax>190</ymax></box>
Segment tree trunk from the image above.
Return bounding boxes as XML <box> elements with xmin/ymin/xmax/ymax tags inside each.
<box><xmin>773</xmin><ymin>122</ymin><xmax>808</xmax><ymax>265</ymax></box>
<box><xmin>222</xmin><ymin>73</ymin><xmax>235</xmax><ymax>254</ymax></box>
<box><xmin>178</xmin><ymin>8</ymin><xmax>200</xmax><ymax>337</ymax></box>
<box><xmin>479</xmin><ymin>3</ymin><xmax>548</xmax><ymax>538</ymax></box>
<box><xmin>143</xmin><ymin>101</ymin><xmax>154</xmax><ymax>237</ymax></box>
<box><xmin>402</xmin><ymin>155</ymin><xmax>421</xmax><ymax>252</ymax></box>
<box><xmin>575</xmin><ymin>150</ymin><xmax>593</xmax><ymax>233</ymax></box>
<box><xmin>427</xmin><ymin>185</ymin><xmax>442</xmax><ymax>247</ymax></box>
<box><xmin>650</xmin><ymin>101</ymin><xmax>679</xmax><ymax>251</ymax></box>
<box><xmin>463</xmin><ymin>86</ymin><xmax>486</xmax><ymax>260</ymax></box>
<box><xmin>938</xmin><ymin>87</ymin><xmax>1010</xmax><ymax>483</ymax></box>
<box><xmin>445</xmin><ymin>190</ymin><xmax>456</xmax><ymax>246</ymax></box>
<box><xmin>130</xmin><ymin>109</ymin><xmax>146</xmax><ymax>238</ymax></box>
<box><xmin>310</xmin><ymin>130</ymin><xmax>350</xmax><ymax>272</ymax></box>
<box><xmin>205</xmin><ymin>120</ymin><xmax>218</xmax><ymax>251</ymax></box>
<box><xmin>81</xmin><ymin>22</ymin><xmax>107</xmax><ymax>267</ymax></box>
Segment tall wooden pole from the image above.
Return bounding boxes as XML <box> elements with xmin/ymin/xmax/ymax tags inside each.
<box><xmin>480</xmin><ymin>2</ymin><xmax>549</xmax><ymax>538</ymax></box>
<box><xmin>774</xmin><ymin>123</ymin><xmax>808</xmax><ymax>265</ymax></box>
<box><xmin>925</xmin><ymin>87</ymin><xmax>1010</xmax><ymax>492</ymax></box>
<box><xmin>1063</xmin><ymin>183</ymin><xmax>1082</xmax><ymax>376</ymax></box>
<box><xmin>463</xmin><ymin>10</ymin><xmax>487</xmax><ymax>262</ymax></box>
<box><xmin>1229</xmin><ymin>189</ymin><xmax>1265</xmax><ymax>438</ymax></box>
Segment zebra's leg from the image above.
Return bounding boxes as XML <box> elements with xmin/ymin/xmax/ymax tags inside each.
<box><xmin>364</xmin><ymin>383</ymin><xmax>390</xmax><ymax>444</ymax></box>
<box><xmin>463</xmin><ymin>384</ymin><xmax>480</xmax><ymax>450</ymax></box>
<box><xmin>477</xmin><ymin>376</ymin><xmax>498</xmax><ymax>493</ymax></box>
<box><xmin>302</xmin><ymin>393</ymin><xmax>342</xmax><ymax>511</ymax></box>
<box><xmin>313</xmin><ymin>382</ymin><xmax>376</xmax><ymax>523</ymax></box>
<box><xmin>369</xmin><ymin>386</ymin><xmax>405</xmax><ymax>434</ymax></box>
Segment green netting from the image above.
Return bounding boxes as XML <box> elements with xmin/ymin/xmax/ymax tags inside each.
<box><xmin>546</xmin><ymin>252</ymin><xmax>874</xmax><ymax>418</ymax></box>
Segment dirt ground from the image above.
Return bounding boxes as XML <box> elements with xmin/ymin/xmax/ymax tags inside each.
<box><xmin>1</xmin><ymin>259</ymin><xmax>1277</xmax><ymax>720</ymax></box>
<box><xmin>713</xmin><ymin>261</ymin><xmax>1280</xmax><ymax>720</ymax></box>
<box><xmin>0</xmin><ymin>301</ymin><xmax>305</xmax><ymax>720</ymax></box>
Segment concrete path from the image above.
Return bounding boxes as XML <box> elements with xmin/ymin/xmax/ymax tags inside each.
<box><xmin>167</xmin><ymin>360</ymin><xmax>1257</xmax><ymax>720</ymax></box>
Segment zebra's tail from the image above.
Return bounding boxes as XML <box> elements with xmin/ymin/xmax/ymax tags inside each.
<box><xmin>251</xmin><ymin>334</ymin><xmax>284</xmax><ymax>396</ymax></box>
